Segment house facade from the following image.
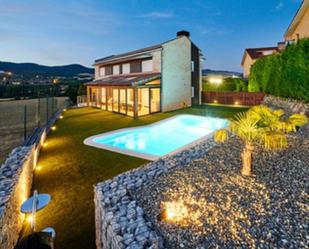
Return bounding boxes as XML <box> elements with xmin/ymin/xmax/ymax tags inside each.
<box><xmin>241</xmin><ymin>47</ymin><xmax>279</xmax><ymax>79</ymax></box>
<box><xmin>241</xmin><ymin>0</ymin><xmax>309</xmax><ymax>78</ymax></box>
<box><xmin>86</xmin><ymin>31</ymin><xmax>203</xmax><ymax>118</ymax></box>
<box><xmin>285</xmin><ymin>0</ymin><xmax>309</xmax><ymax>42</ymax></box>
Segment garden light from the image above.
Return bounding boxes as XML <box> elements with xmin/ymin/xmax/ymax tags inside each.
<box><xmin>51</xmin><ymin>126</ymin><xmax>56</xmax><ymax>131</ymax></box>
<box><xmin>161</xmin><ymin>200</ymin><xmax>188</xmax><ymax>223</ymax></box>
<box><xmin>35</xmin><ymin>165</ymin><xmax>42</xmax><ymax>171</ymax></box>
<box><xmin>27</xmin><ymin>214</ymin><xmax>34</xmax><ymax>223</ymax></box>
<box><xmin>59</xmin><ymin>115</ymin><xmax>64</xmax><ymax>119</ymax></box>
<box><xmin>234</xmin><ymin>101</ymin><xmax>239</xmax><ymax>105</ymax></box>
<box><xmin>214</xmin><ymin>100</ymin><xmax>218</xmax><ymax>104</ymax></box>
<box><xmin>209</xmin><ymin>77</ymin><xmax>223</xmax><ymax>84</ymax></box>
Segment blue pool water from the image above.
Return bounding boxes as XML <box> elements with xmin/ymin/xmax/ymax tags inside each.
<box><xmin>85</xmin><ymin>115</ymin><xmax>228</xmax><ymax>160</ymax></box>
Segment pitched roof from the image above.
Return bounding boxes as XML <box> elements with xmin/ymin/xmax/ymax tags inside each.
<box><xmin>94</xmin><ymin>44</ymin><xmax>162</xmax><ymax>65</ymax></box>
<box><xmin>85</xmin><ymin>72</ymin><xmax>161</xmax><ymax>87</ymax></box>
<box><xmin>285</xmin><ymin>0</ymin><xmax>309</xmax><ymax>39</ymax></box>
<box><xmin>241</xmin><ymin>47</ymin><xmax>278</xmax><ymax>66</ymax></box>
<box><xmin>93</xmin><ymin>33</ymin><xmax>202</xmax><ymax>66</ymax></box>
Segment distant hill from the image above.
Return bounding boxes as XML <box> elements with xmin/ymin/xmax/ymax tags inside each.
<box><xmin>203</xmin><ymin>69</ymin><xmax>242</xmax><ymax>78</ymax></box>
<box><xmin>0</xmin><ymin>61</ymin><xmax>94</xmax><ymax>77</ymax></box>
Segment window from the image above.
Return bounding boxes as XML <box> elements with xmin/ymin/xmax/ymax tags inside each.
<box><xmin>191</xmin><ymin>87</ymin><xmax>195</xmax><ymax>98</ymax></box>
<box><xmin>113</xmin><ymin>89</ymin><xmax>119</xmax><ymax>112</ymax></box>
<box><xmin>119</xmin><ymin>89</ymin><xmax>126</xmax><ymax>114</ymax></box>
<box><xmin>130</xmin><ymin>61</ymin><xmax>142</xmax><ymax>73</ymax></box>
<box><xmin>113</xmin><ymin>65</ymin><xmax>120</xmax><ymax>75</ymax></box>
<box><xmin>142</xmin><ymin>60</ymin><xmax>153</xmax><ymax>72</ymax></box>
<box><xmin>150</xmin><ymin>88</ymin><xmax>160</xmax><ymax>113</ymax></box>
<box><xmin>105</xmin><ymin>66</ymin><xmax>112</xmax><ymax>75</ymax></box>
<box><xmin>138</xmin><ymin>88</ymin><xmax>150</xmax><ymax>116</ymax></box>
<box><xmin>122</xmin><ymin>63</ymin><xmax>130</xmax><ymax>74</ymax></box>
<box><xmin>191</xmin><ymin>61</ymin><xmax>194</xmax><ymax>72</ymax></box>
<box><xmin>99</xmin><ymin>67</ymin><xmax>105</xmax><ymax>77</ymax></box>
<box><xmin>107</xmin><ymin>88</ymin><xmax>113</xmax><ymax>111</ymax></box>
<box><xmin>101</xmin><ymin>88</ymin><xmax>106</xmax><ymax>109</ymax></box>
<box><xmin>127</xmin><ymin>89</ymin><xmax>134</xmax><ymax>117</ymax></box>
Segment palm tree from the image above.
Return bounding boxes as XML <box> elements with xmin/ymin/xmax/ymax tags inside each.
<box><xmin>215</xmin><ymin>105</ymin><xmax>308</xmax><ymax>176</ymax></box>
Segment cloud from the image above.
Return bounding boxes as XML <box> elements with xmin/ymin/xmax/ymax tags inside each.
<box><xmin>139</xmin><ymin>11</ymin><xmax>174</xmax><ymax>19</ymax></box>
<box><xmin>275</xmin><ymin>2</ymin><xmax>284</xmax><ymax>10</ymax></box>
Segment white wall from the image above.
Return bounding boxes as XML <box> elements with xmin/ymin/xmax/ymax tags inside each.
<box><xmin>152</xmin><ymin>50</ymin><xmax>161</xmax><ymax>72</ymax></box>
<box><xmin>161</xmin><ymin>36</ymin><xmax>192</xmax><ymax>112</ymax></box>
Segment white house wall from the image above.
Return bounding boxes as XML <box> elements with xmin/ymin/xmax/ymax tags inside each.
<box><xmin>152</xmin><ymin>50</ymin><xmax>161</xmax><ymax>72</ymax></box>
<box><xmin>161</xmin><ymin>36</ymin><xmax>192</xmax><ymax>112</ymax></box>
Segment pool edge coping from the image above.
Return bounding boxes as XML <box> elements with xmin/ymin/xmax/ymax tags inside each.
<box><xmin>83</xmin><ymin>114</ymin><xmax>228</xmax><ymax>161</ymax></box>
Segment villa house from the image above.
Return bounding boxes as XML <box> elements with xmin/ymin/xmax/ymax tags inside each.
<box><xmin>86</xmin><ymin>31</ymin><xmax>203</xmax><ymax>118</ymax></box>
<box><xmin>285</xmin><ymin>0</ymin><xmax>309</xmax><ymax>42</ymax></box>
<box><xmin>241</xmin><ymin>46</ymin><xmax>280</xmax><ymax>79</ymax></box>
<box><xmin>241</xmin><ymin>0</ymin><xmax>309</xmax><ymax>78</ymax></box>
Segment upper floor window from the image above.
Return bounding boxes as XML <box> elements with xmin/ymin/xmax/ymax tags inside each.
<box><xmin>130</xmin><ymin>61</ymin><xmax>142</xmax><ymax>73</ymax></box>
<box><xmin>142</xmin><ymin>60</ymin><xmax>153</xmax><ymax>72</ymax></box>
<box><xmin>99</xmin><ymin>67</ymin><xmax>105</xmax><ymax>77</ymax></box>
<box><xmin>113</xmin><ymin>65</ymin><xmax>120</xmax><ymax>75</ymax></box>
<box><xmin>105</xmin><ymin>66</ymin><xmax>112</xmax><ymax>75</ymax></box>
<box><xmin>122</xmin><ymin>63</ymin><xmax>130</xmax><ymax>74</ymax></box>
<box><xmin>191</xmin><ymin>61</ymin><xmax>194</xmax><ymax>72</ymax></box>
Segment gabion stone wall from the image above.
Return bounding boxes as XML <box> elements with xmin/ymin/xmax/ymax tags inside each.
<box><xmin>263</xmin><ymin>95</ymin><xmax>309</xmax><ymax>115</ymax></box>
<box><xmin>94</xmin><ymin>138</ymin><xmax>217</xmax><ymax>249</ymax></box>
<box><xmin>0</xmin><ymin>145</ymin><xmax>35</xmax><ymax>249</ymax></box>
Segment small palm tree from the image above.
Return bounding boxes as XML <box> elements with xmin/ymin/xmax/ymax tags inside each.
<box><xmin>215</xmin><ymin>105</ymin><xmax>308</xmax><ymax>176</ymax></box>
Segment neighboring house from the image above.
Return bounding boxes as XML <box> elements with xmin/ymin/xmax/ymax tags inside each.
<box><xmin>285</xmin><ymin>0</ymin><xmax>309</xmax><ymax>42</ymax></box>
<box><xmin>86</xmin><ymin>31</ymin><xmax>203</xmax><ymax>118</ymax></box>
<box><xmin>241</xmin><ymin>47</ymin><xmax>279</xmax><ymax>79</ymax></box>
<box><xmin>241</xmin><ymin>0</ymin><xmax>309</xmax><ymax>78</ymax></box>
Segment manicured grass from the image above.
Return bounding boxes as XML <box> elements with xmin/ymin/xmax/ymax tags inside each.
<box><xmin>22</xmin><ymin>105</ymin><xmax>248</xmax><ymax>249</ymax></box>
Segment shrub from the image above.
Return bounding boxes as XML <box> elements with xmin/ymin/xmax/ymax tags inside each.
<box><xmin>203</xmin><ymin>77</ymin><xmax>247</xmax><ymax>92</ymax></box>
<box><xmin>248</xmin><ymin>38</ymin><xmax>309</xmax><ymax>102</ymax></box>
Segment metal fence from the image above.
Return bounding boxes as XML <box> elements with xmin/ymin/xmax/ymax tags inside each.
<box><xmin>0</xmin><ymin>97</ymin><xmax>70</xmax><ymax>163</ymax></box>
<box><xmin>77</xmin><ymin>95</ymin><xmax>88</xmax><ymax>107</ymax></box>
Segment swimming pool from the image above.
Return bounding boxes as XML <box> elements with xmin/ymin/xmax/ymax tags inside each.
<box><xmin>84</xmin><ymin>115</ymin><xmax>228</xmax><ymax>160</ymax></box>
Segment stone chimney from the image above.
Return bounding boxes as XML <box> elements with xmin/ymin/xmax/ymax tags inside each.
<box><xmin>177</xmin><ymin>30</ymin><xmax>190</xmax><ymax>38</ymax></box>
<box><xmin>277</xmin><ymin>42</ymin><xmax>286</xmax><ymax>51</ymax></box>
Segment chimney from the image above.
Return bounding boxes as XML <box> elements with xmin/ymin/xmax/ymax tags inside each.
<box><xmin>177</xmin><ymin>30</ymin><xmax>190</xmax><ymax>38</ymax></box>
<box><xmin>277</xmin><ymin>41</ymin><xmax>286</xmax><ymax>51</ymax></box>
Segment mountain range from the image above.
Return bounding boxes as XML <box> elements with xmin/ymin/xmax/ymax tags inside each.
<box><xmin>202</xmin><ymin>69</ymin><xmax>242</xmax><ymax>77</ymax></box>
<box><xmin>0</xmin><ymin>61</ymin><xmax>94</xmax><ymax>77</ymax></box>
<box><xmin>0</xmin><ymin>61</ymin><xmax>241</xmax><ymax>78</ymax></box>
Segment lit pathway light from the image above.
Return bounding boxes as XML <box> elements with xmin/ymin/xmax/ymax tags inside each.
<box><xmin>20</xmin><ymin>190</ymin><xmax>51</xmax><ymax>232</ymax></box>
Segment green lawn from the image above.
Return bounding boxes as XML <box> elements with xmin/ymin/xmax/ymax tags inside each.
<box><xmin>22</xmin><ymin>104</ymin><xmax>248</xmax><ymax>249</ymax></box>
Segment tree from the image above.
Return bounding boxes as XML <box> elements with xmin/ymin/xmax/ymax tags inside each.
<box><xmin>214</xmin><ymin>105</ymin><xmax>308</xmax><ymax>176</ymax></box>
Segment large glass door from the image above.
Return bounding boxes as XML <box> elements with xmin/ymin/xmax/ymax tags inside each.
<box><xmin>138</xmin><ymin>88</ymin><xmax>150</xmax><ymax>116</ymax></box>
<box><xmin>107</xmin><ymin>88</ymin><xmax>113</xmax><ymax>111</ymax></box>
<box><xmin>127</xmin><ymin>89</ymin><xmax>134</xmax><ymax>117</ymax></box>
<box><xmin>150</xmin><ymin>88</ymin><xmax>160</xmax><ymax>113</ymax></box>
<box><xmin>113</xmin><ymin>89</ymin><xmax>119</xmax><ymax>112</ymax></box>
<box><xmin>101</xmin><ymin>88</ymin><xmax>106</xmax><ymax>109</ymax></box>
<box><xmin>119</xmin><ymin>89</ymin><xmax>126</xmax><ymax>114</ymax></box>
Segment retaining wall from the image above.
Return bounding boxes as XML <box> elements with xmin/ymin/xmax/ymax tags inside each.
<box><xmin>0</xmin><ymin>109</ymin><xmax>63</xmax><ymax>249</ymax></box>
<box><xmin>262</xmin><ymin>95</ymin><xmax>309</xmax><ymax>115</ymax></box>
<box><xmin>0</xmin><ymin>146</ymin><xmax>35</xmax><ymax>248</ymax></box>
<box><xmin>94</xmin><ymin>138</ymin><xmax>217</xmax><ymax>249</ymax></box>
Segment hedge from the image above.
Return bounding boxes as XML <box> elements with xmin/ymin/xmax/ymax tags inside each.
<box><xmin>203</xmin><ymin>77</ymin><xmax>247</xmax><ymax>92</ymax></box>
<box><xmin>248</xmin><ymin>38</ymin><xmax>309</xmax><ymax>102</ymax></box>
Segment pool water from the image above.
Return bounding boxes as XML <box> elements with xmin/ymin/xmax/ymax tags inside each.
<box><xmin>84</xmin><ymin>115</ymin><xmax>228</xmax><ymax>160</ymax></box>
